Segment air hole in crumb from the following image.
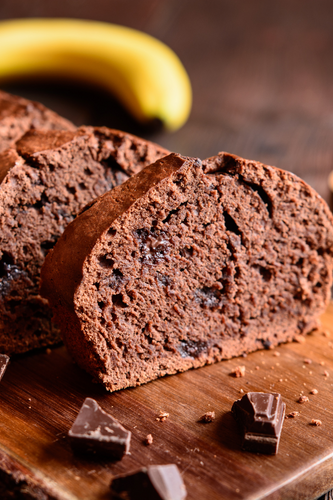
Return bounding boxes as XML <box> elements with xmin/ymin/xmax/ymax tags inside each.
<box><xmin>0</xmin><ymin>252</ymin><xmax>14</xmax><ymax>278</ymax></box>
<box><xmin>32</xmin><ymin>192</ymin><xmax>50</xmax><ymax>211</ymax></box>
<box><xmin>98</xmin><ymin>301</ymin><xmax>105</xmax><ymax>309</ymax></box>
<box><xmin>223</xmin><ymin>211</ymin><xmax>241</xmax><ymax>236</ymax></box>
<box><xmin>241</xmin><ymin>178</ymin><xmax>273</xmax><ymax>218</ymax></box>
<box><xmin>315</xmin><ymin>282</ymin><xmax>322</xmax><ymax>288</ymax></box>
<box><xmin>41</xmin><ymin>239</ymin><xmax>56</xmax><ymax>256</ymax></box>
<box><xmin>108</xmin><ymin>228</ymin><xmax>117</xmax><ymax>237</ymax></box>
<box><xmin>79</xmin><ymin>182</ymin><xmax>87</xmax><ymax>190</ymax></box>
<box><xmin>94</xmin><ymin>282</ymin><xmax>100</xmax><ymax>291</ymax></box>
<box><xmin>163</xmin><ymin>208</ymin><xmax>179</xmax><ymax>224</ymax></box>
<box><xmin>112</xmin><ymin>294</ymin><xmax>127</xmax><ymax>308</ymax></box>
<box><xmin>173</xmin><ymin>176</ymin><xmax>183</xmax><ymax>186</ymax></box>
<box><xmin>259</xmin><ymin>266</ymin><xmax>272</xmax><ymax>282</ymax></box>
<box><xmin>113</xmin><ymin>269</ymin><xmax>123</xmax><ymax>278</ymax></box>
<box><xmin>99</xmin><ymin>255</ymin><xmax>114</xmax><ymax>268</ymax></box>
<box><xmin>131</xmin><ymin>251</ymin><xmax>136</xmax><ymax>258</ymax></box>
<box><xmin>84</xmin><ymin>168</ymin><xmax>93</xmax><ymax>176</ymax></box>
<box><xmin>180</xmin><ymin>246</ymin><xmax>194</xmax><ymax>257</ymax></box>
<box><xmin>66</xmin><ymin>185</ymin><xmax>76</xmax><ymax>195</ymax></box>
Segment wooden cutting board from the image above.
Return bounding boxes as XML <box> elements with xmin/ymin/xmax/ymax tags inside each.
<box><xmin>2</xmin><ymin>305</ymin><xmax>333</xmax><ymax>500</ymax></box>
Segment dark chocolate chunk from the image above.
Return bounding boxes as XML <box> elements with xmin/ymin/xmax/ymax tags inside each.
<box><xmin>68</xmin><ymin>398</ymin><xmax>131</xmax><ymax>460</ymax></box>
<box><xmin>232</xmin><ymin>392</ymin><xmax>285</xmax><ymax>454</ymax></box>
<box><xmin>0</xmin><ymin>354</ymin><xmax>9</xmax><ymax>381</ymax></box>
<box><xmin>110</xmin><ymin>464</ymin><xmax>187</xmax><ymax>500</ymax></box>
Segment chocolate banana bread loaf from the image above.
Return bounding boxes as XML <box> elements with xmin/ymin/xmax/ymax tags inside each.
<box><xmin>0</xmin><ymin>90</ymin><xmax>75</xmax><ymax>152</ymax></box>
<box><xmin>0</xmin><ymin>126</ymin><xmax>169</xmax><ymax>354</ymax></box>
<box><xmin>40</xmin><ymin>152</ymin><xmax>333</xmax><ymax>391</ymax></box>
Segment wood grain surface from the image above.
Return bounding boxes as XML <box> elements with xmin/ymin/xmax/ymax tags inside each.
<box><xmin>0</xmin><ymin>304</ymin><xmax>332</xmax><ymax>499</ymax></box>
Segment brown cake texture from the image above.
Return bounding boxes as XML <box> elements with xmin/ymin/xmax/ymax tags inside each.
<box><xmin>0</xmin><ymin>126</ymin><xmax>169</xmax><ymax>354</ymax></box>
<box><xmin>40</xmin><ymin>152</ymin><xmax>333</xmax><ymax>391</ymax></box>
<box><xmin>0</xmin><ymin>90</ymin><xmax>75</xmax><ymax>152</ymax></box>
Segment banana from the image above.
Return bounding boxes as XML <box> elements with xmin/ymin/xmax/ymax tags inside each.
<box><xmin>0</xmin><ymin>18</ymin><xmax>192</xmax><ymax>130</ymax></box>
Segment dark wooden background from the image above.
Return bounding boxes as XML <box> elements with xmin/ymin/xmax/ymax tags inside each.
<box><xmin>1</xmin><ymin>0</ymin><xmax>333</xmax><ymax>204</ymax></box>
<box><xmin>1</xmin><ymin>2</ymin><xmax>333</xmax><ymax>499</ymax></box>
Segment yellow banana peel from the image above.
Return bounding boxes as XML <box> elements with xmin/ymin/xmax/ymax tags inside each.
<box><xmin>0</xmin><ymin>18</ymin><xmax>192</xmax><ymax>130</ymax></box>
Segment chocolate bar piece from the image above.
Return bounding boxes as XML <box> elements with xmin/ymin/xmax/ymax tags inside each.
<box><xmin>232</xmin><ymin>392</ymin><xmax>285</xmax><ymax>454</ymax></box>
<box><xmin>68</xmin><ymin>398</ymin><xmax>131</xmax><ymax>460</ymax></box>
<box><xmin>0</xmin><ymin>354</ymin><xmax>9</xmax><ymax>381</ymax></box>
<box><xmin>110</xmin><ymin>464</ymin><xmax>187</xmax><ymax>500</ymax></box>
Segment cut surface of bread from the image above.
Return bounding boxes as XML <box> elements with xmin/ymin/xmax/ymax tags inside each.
<box><xmin>0</xmin><ymin>90</ymin><xmax>75</xmax><ymax>152</ymax></box>
<box><xmin>41</xmin><ymin>152</ymin><xmax>333</xmax><ymax>391</ymax></box>
<box><xmin>0</xmin><ymin>126</ymin><xmax>169</xmax><ymax>354</ymax></box>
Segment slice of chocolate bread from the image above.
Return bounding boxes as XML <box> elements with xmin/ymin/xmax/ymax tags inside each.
<box><xmin>40</xmin><ymin>152</ymin><xmax>333</xmax><ymax>391</ymax></box>
<box><xmin>0</xmin><ymin>126</ymin><xmax>169</xmax><ymax>354</ymax></box>
<box><xmin>0</xmin><ymin>90</ymin><xmax>75</xmax><ymax>152</ymax></box>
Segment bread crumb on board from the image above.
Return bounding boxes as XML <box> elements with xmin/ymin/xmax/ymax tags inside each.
<box><xmin>199</xmin><ymin>411</ymin><xmax>216</xmax><ymax>423</ymax></box>
<box><xmin>286</xmin><ymin>411</ymin><xmax>300</xmax><ymax>418</ymax></box>
<box><xmin>156</xmin><ymin>412</ymin><xmax>169</xmax><ymax>422</ymax></box>
<box><xmin>145</xmin><ymin>434</ymin><xmax>153</xmax><ymax>445</ymax></box>
<box><xmin>230</xmin><ymin>366</ymin><xmax>246</xmax><ymax>378</ymax></box>
<box><xmin>298</xmin><ymin>396</ymin><xmax>309</xmax><ymax>404</ymax></box>
<box><xmin>310</xmin><ymin>419</ymin><xmax>322</xmax><ymax>426</ymax></box>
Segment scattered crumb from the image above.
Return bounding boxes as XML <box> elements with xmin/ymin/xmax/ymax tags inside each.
<box><xmin>323</xmin><ymin>330</ymin><xmax>330</xmax><ymax>338</ymax></box>
<box><xmin>145</xmin><ymin>434</ymin><xmax>153</xmax><ymax>445</ymax></box>
<box><xmin>310</xmin><ymin>419</ymin><xmax>322</xmax><ymax>426</ymax></box>
<box><xmin>286</xmin><ymin>411</ymin><xmax>300</xmax><ymax>418</ymax></box>
<box><xmin>298</xmin><ymin>395</ymin><xmax>309</xmax><ymax>404</ymax></box>
<box><xmin>302</xmin><ymin>365</ymin><xmax>306</xmax><ymax>369</ymax></box>
<box><xmin>199</xmin><ymin>411</ymin><xmax>216</xmax><ymax>423</ymax></box>
<box><xmin>200</xmin><ymin>461</ymin><xmax>204</xmax><ymax>466</ymax></box>
<box><xmin>303</xmin><ymin>383</ymin><xmax>307</xmax><ymax>387</ymax></box>
<box><xmin>324</xmin><ymin>371</ymin><xmax>329</xmax><ymax>377</ymax></box>
<box><xmin>236</xmin><ymin>489</ymin><xmax>240</xmax><ymax>493</ymax></box>
<box><xmin>320</xmin><ymin>361</ymin><xmax>325</xmax><ymax>366</ymax></box>
<box><xmin>279</xmin><ymin>378</ymin><xmax>283</xmax><ymax>382</ymax></box>
<box><xmin>261</xmin><ymin>361</ymin><xmax>266</xmax><ymax>365</ymax></box>
<box><xmin>271</xmin><ymin>366</ymin><xmax>274</xmax><ymax>370</ymax></box>
<box><xmin>28</xmin><ymin>398</ymin><xmax>31</xmax><ymax>401</ymax></box>
<box><xmin>156</xmin><ymin>412</ymin><xmax>169</xmax><ymax>422</ymax></box>
<box><xmin>273</xmin><ymin>352</ymin><xmax>280</xmax><ymax>357</ymax></box>
<box><xmin>304</xmin><ymin>359</ymin><xmax>312</xmax><ymax>364</ymax></box>
<box><xmin>45</xmin><ymin>348</ymin><xmax>52</xmax><ymax>355</ymax></box>
<box><xmin>255</xmin><ymin>366</ymin><xmax>260</xmax><ymax>370</ymax></box>
<box><xmin>276</xmin><ymin>363</ymin><xmax>280</xmax><ymax>366</ymax></box>
<box><xmin>294</xmin><ymin>335</ymin><xmax>306</xmax><ymax>343</ymax></box>
<box><xmin>310</xmin><ymin>389</ymin><xmax>318</xmax><ymax>395</ymax></box>
<box><xmin>28</xmin><ymin>406</ymin><xmax>31</xmax><ymax>409</ymax></box>
<box><xmin>285</xmin><ymin>379</ymin><xmax>288</xmax><ymax>382</ymax></box>
<box><xmin>309</xmin><ymin>371</ymin><xmax>313</xmax><ymax>375</ymax></box>
<box><xmin>239</xmin><ymin>389</ymin><xmax>244</xmax><ymax>393</ymax></box>
<box><xmin>230</xmin><ymin>366</ymin><xmax>245</xmax><ymax>378</ymax></box>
